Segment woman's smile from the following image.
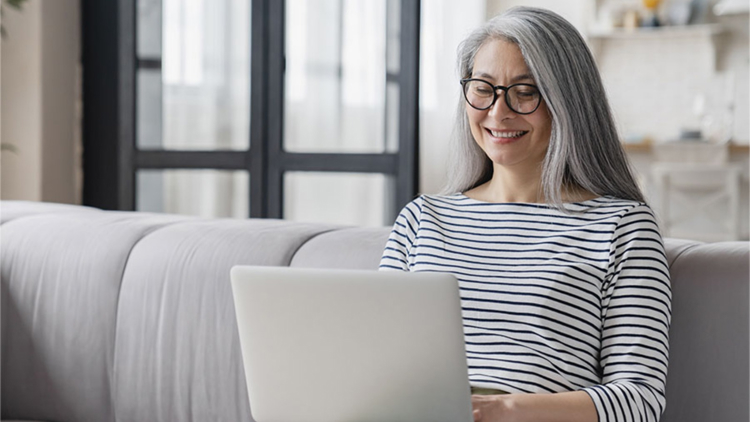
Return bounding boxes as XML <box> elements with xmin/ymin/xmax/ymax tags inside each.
<box><xmin>484</xmin><ymin>128</ymin><xmax>529</xmax><ymax>144</ymax></box>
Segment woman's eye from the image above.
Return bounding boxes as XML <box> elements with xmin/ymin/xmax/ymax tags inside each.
<box><xmin>516</xmin><ymin>90</ymin><xmax>538</xmax><ymax>99</ymax></box>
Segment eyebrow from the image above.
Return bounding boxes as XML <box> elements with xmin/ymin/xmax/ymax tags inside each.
<box><xmin>473</xmin><ymin>72</ymin><xmax>535</xmax><ymax>84</ymax></box>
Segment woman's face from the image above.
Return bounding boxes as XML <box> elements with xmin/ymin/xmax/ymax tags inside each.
<box><xmin>466</xmin><ymin>39</ymin><xmax>552</xmax><ymax>174</ymax></box>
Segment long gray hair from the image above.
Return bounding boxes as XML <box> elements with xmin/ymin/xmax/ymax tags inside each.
<box><xmin>443</xmin><ymin>6</ymin><xmax>644</xmax><ymax>206</ymax></box>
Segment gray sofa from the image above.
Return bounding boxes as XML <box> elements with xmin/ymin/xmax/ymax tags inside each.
<box><xmin>1</xmin><ymin>200</ymin><xmax>748</xmax><ymax>422</ymax></box>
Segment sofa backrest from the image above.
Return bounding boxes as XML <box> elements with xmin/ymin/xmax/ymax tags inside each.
<box><xmin>1</xmin><ymin>205</ymin><xmax>191</xmax><ymax>422</ymax></box>
<box><xmin>112</xmin><ymin>218</ymin><xmax>335</xmax><ymax>422</ymax></box>
<box><xmin>1</xmin><ymin>201</ymin><xmax>748</xmax><ymax>422</ymax></box>
<box><xmin>662</xmin><ymin>239</ymin><xmax>749</xmax><ymax>422</ymax></box>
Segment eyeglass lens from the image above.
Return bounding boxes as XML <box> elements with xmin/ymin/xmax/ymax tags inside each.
<box><xmin>463</xmin><ymin>80</ymin><xmax>540</xmax><ymax>114</ymax></box>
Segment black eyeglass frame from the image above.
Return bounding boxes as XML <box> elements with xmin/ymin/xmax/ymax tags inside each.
<box><xmin>460</xmin><ymin>78</ymin><xmax>542</xmax><ymax>115</ymax></box>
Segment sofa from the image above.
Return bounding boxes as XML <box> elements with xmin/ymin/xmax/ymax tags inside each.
<box><xmin>1</xmin><ymin>200</ymin><xmax>748</xmax><ymax>422</ymax></box>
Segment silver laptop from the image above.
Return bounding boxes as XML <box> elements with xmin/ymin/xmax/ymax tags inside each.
<box><xmin>230</xmin><ymin>265</ymin><xmax>473</xmax><ymax>422</ymax></box>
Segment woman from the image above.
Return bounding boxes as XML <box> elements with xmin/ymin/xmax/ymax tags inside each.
<box><xmin>380</xmin><ymin>7</ymin><xmax>671</xmax><ymax>422</ymax></box>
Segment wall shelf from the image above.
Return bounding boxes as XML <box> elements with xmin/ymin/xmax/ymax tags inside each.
<box><xmin>586</xmin><ymin>21</ymin><xmax>728</xmax><ymax>72</ymax></box>
<box><xmin>588</xmin><ymin>23</ymin><xmax>727</xmax><ymax>39</ymax></box>
<box><xmin>623</xmin><ymin>142</ymin><xmax>749</xmax><ymax>154</ymax></box>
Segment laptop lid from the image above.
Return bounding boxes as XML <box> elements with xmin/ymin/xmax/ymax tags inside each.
<box><xmin>230</xmin><ymin>266</ymin><xmax>473</xmax><ymax>422</ymax></box>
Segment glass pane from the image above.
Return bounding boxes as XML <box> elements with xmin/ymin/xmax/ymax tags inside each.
<box><xmin>137</xmin><ymin>0</ymin><xmax>162</xmax><ymax>58</ymax></box>
<box><xmin>385</xmin><ymin>81</ymin><xmax>400</xmax><ymax>153</ymax></box>
<box><xmin>384</xmin><ymin>0</ymin><xmax>400</xmax><ymax>153</ymax></box>
<box><xmin>137</xmin><ymin>169</ymin><xmax>248</xmax><ymax>218</ymax></box>
<box><xmin>137</xmin><ymin>69</ymin><xmax>163</xmax><ymax>149</ymax></box>
<box><xmin>137</xmin><ymin>0</ymin><xmax>250</xmax><ymax>150</ymax></box>
<box><xmin>284</xmin><ymin>0</ymin><xmax>392</xmax><ymax>153</ymax></box>
<box><xmin>284</xmin><ymin>172</ymin><xmax>392</xmax><ymax>226</ymax></box>
<box><xmin>385</xmin><ymin>0</ymin><xmax>400</xmax><ymax>74</ymax></box>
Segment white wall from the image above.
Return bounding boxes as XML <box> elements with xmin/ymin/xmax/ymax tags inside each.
<box><xmin>1</xmin><ymin>0</ymin><xmax>42</xmax><ymax>201</ymax></box>
<box><xmin>419</xmin><ymin>0</ymin><xmax>486</xmax><ymax>194</ymax></box>
<box><xmin>592</xmin><ymin>22</ymin><xmax>749</xmax><ymax>144</ymax></box>
<box><xmin>486</xmin><ymin>0</ymin><xmax>591</xmax><ymax>28</ymax></box>
<box><xmin>1</xmin><ymin>0</ymin><xmax>81</xmax><ymax>204</ymax></box>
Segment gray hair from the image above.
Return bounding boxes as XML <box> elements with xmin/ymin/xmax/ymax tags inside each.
<box><xmin>443</xmin><ymin>6</ymin><xmax>645</xmax><ymax>206</ymax></box>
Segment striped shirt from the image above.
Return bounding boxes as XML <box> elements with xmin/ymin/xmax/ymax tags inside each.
<box><xmin>380</xmin><ymin>194</ymin><xmax>671</xmax><ymax>422</ymax></box>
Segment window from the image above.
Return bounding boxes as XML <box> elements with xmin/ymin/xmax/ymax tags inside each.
<box><xmin>82</xmin><ymin>0</ymin><xmax>419</xmax><ymax>225</ymax></box>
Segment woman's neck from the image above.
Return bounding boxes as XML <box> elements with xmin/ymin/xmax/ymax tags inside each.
<box><xmin>466</xmin><ymin>166</ymin><xmax>544</xmax><ymax>204</ymax></box>
<box><xmin>462</xmin><ymin>165</ymin><xmax>599</xmax><ymax>204</ymax></box>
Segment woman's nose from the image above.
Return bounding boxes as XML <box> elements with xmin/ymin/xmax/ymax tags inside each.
<box><xmin>487</xmin><ymin>92</ymin><xmax>515</xmax><ymax>118</ymax></box>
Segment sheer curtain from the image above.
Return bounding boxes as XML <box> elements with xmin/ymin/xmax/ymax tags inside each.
<box><xmin>154</xmin><ymin>0</ymin><xmax>249</xmax><ymax>218</ymax></box>
<box><xmin>162</xmin><ymin>0</ymin><xmax>249</xmax><ymax>151</ymax></box>
<box><xmin>419</xmin><ymin>0</ymin><xmax>486</xmax><ymax>195</ymax></box>
<box><xmin>283</xmin><ymin>0</ymin><xmax>391</xmax><ymax>227</ymax></box>
<box><xmin>284</xmin><ymin>0</ymin><xmax>387</xmax><ymax>154</ymax></box>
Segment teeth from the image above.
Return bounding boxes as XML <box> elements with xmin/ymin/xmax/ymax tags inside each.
<box><xmin>490</xmin><ymin>130</ymin><xmax>526</xmax><ymax>138</ymax></box>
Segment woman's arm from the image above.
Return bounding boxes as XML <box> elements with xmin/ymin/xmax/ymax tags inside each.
<box><xmin>379</xmin><ymin>196</ymin><xmax>423</xmax><ymax>271</ymax></box>
<box><xmin>472</xmin><ymin>390</ymin><xmax>597</xmax><ymax>422</ymax></box>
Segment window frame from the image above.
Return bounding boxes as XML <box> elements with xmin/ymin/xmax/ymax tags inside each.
<box><xmin>82</xmin><ymin>0</ymin><xmax>420</xmax><ymax>222</ymax></box>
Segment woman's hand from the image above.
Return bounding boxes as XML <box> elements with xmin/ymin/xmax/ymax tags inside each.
<box><xmin>470</xmin><ymin>391</ymin><xmax>598</xmax><ymax>422</ymax></box>
<box><xmin>471</xmin><ymin>394</ymin><xmax>515</xmax><ymax>422</ymax></box>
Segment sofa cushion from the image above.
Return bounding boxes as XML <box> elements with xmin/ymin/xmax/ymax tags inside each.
<box><xmin>112</xmin><ymin>219</ymin><xmax>333</xmax><ymax>422</ymax></box>
<box><xmin>1</xmin><ymin>211</ymin><xmax>190</xmax><ymax>422</ymax></box>
<box><xmin>290</xmin><ymin>226</ymin><xmax>391</xmax><ymax>269</ymax></box>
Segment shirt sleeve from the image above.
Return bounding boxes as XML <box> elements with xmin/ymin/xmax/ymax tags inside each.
<box><xmin>582</xmin><ymin>203</ymin><xmax>672</xmax><ymax>422</ymax></box>
<box><xmin>379</xmin><ymin>196</ymin><xmax>423</xmax><ymax>272</ymax></box>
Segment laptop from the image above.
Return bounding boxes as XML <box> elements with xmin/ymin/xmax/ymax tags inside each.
<box><xmin>230</xmin><ymin>265</ymin><xmax>473</xmax><ymax>422</ymax></box>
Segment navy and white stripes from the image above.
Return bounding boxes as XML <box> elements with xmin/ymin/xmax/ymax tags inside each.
<box><xmin>380</xmin><ymin>194</ymin><xmax>671</xmax><ymax>422</ymax></box>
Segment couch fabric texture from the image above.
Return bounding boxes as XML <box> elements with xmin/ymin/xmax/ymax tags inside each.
<box><xmin>1</xmin><ymin>201</ymin><xmax>748</xmax><ymax>422</ymax></box>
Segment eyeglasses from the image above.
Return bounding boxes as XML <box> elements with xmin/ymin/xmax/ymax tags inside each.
<box><xmin>460</xmin><ymin>78</ymin><xmax>542</xmax><ymax>115</ymax></box>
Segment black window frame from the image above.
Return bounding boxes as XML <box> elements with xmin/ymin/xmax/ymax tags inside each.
<box><xmin>82</xmin><ymin>0</ymin><xmax>420</xmax><ymax>222</ymax></box>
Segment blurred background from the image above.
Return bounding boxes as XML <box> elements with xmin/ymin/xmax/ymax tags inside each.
<box><xmin>1</xmin><ymin>0</ymin><xmax>748</xmax><ymax>242</ymax></box>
